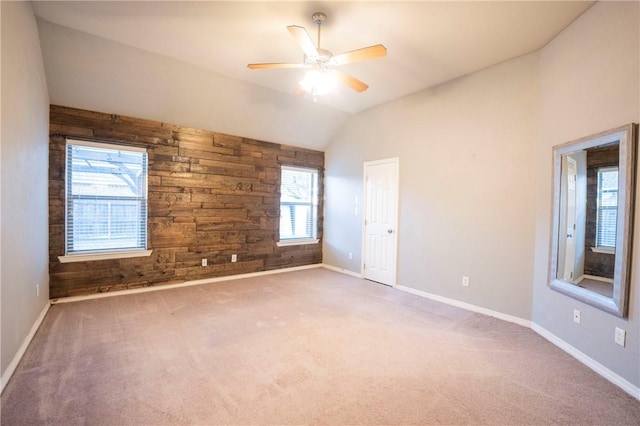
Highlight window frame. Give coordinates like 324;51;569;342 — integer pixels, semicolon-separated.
58;139;152;263
594;166;618;252
276;165;320;247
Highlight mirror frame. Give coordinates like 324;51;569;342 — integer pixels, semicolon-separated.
549;123;637;317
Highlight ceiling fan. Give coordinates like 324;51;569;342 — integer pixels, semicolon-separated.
247;12;387;99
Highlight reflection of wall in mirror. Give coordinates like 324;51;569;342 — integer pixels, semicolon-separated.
584;144;618;279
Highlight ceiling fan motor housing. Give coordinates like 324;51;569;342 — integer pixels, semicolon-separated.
305;48;334;68
312;12;327;26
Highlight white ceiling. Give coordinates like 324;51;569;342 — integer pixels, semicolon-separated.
32;1;594;115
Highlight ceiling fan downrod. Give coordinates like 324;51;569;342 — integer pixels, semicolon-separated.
312;12;326;49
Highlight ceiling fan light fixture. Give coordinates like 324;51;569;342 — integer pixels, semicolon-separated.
299;68;336;99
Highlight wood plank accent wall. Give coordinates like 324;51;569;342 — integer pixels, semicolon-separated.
48;105;324;298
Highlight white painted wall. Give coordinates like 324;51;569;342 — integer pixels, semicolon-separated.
532;1;639;388
324;52;539;320
1;2;50;376
36;20;349;152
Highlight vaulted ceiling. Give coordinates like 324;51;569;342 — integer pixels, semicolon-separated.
33;1;594;149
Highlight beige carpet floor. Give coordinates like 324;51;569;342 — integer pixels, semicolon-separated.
1;268;638;425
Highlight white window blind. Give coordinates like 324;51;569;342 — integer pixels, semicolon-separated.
280;166;318;241
596;167;618;249
65;140;148;255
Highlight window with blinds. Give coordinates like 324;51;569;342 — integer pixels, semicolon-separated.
65;140;148;255
596;167;618;249
279;166;318;241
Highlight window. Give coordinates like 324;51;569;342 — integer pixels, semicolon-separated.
63;139;149;260
596;167;618;249
279;166;319;244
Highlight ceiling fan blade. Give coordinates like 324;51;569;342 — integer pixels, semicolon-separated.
330;69;369;92
332;44;387;65
287;25;319;58
247;63;305;69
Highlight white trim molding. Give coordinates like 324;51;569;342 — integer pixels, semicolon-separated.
582;274;614;284
8;265;637;403
321;263;364;278
58;250;153;263
1;301;51;394
276;239;319;247
322;267;530;327
532;323;640;400
51;264;323;304
395;284;532;328
59;249;152;263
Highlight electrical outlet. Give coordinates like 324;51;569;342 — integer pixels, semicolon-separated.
614;327;626;347
573;309;581;324
462;276;470;287
201;258;207;267
231;254;237;263
348;252;353;259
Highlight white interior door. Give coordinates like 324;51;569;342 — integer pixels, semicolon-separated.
563;156;577;282
363;158;399;286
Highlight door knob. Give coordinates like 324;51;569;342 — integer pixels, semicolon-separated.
387;229;393;234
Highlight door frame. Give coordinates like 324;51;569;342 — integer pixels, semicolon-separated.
563;156;578;282
361;157;400;286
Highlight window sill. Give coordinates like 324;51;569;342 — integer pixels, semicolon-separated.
58;249;153;263
276;239;319;247
590;247;615;255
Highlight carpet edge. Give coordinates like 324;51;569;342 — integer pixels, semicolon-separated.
395;284;532;327
51;264;324;305
532;323;640;400
321;263;363;278
1;301;51;394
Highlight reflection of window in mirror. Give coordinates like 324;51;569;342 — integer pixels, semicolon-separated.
580;143;618;297
595;167;618;251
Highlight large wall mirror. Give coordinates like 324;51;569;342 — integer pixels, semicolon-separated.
549;123;637;317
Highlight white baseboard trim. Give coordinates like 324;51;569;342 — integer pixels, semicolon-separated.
51;263;323;304
321;263;363;278
582;274;614;284
395;284;531;328
531;323;640;400
395;284;638;399
12;266;638;402
1;301;51;394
